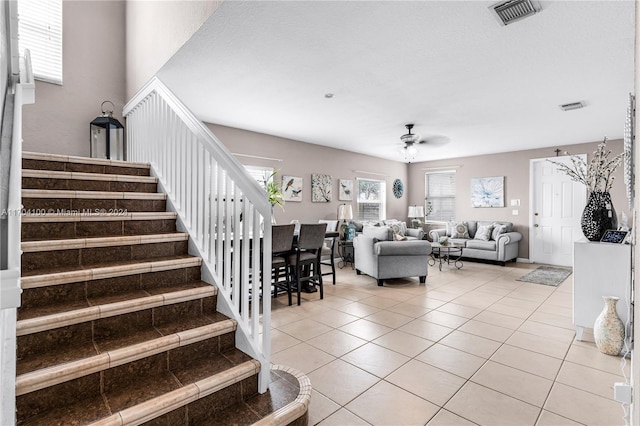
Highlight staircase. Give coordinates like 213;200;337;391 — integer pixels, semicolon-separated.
16;152;307;425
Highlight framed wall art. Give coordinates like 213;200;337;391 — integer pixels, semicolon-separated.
312;174;332;202
471;176;504;208
339;179;353;201
282;176;303;202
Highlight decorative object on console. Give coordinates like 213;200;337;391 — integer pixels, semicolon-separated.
282;176;303;202
393;179;404;198
471;176;504;207
339;179;353;201
600;229;628;244
408;205;424;228
337;203;353;239
593;296;625;355
548;138;622;241
311;174;332;202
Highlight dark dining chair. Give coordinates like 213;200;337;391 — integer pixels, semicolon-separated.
287;223;327;305
271;224;296;304
319;220;338;285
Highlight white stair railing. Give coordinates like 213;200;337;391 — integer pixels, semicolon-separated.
123;77;272;393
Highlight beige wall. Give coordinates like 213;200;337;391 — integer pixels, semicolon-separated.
125;0;220;98
22;0;126;157
408;139;629;260
207;123;409;225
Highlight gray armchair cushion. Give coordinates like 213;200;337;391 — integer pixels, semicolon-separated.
363;226;392;241
375;240;432;256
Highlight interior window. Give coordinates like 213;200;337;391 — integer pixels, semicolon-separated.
425;171;456;222
18;0;63;84
357;178;386;221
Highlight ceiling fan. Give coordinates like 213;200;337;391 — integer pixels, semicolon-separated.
399;124;425;162
399;123;450;162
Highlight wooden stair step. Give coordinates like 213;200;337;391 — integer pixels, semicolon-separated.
22;189;167;213
22;189;166;200
16;319;236;395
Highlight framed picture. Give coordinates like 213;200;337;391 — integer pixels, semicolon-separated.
471;176;504;208
281;176;302;202
600;229;628;244
339;179;353;201
312;174;332;202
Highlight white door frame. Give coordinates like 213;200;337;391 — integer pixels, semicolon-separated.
529;155;587;265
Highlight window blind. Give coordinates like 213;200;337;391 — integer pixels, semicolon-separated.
426;171;456;222
18;0;63;84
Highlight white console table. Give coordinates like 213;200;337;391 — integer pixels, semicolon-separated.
573;240;632;341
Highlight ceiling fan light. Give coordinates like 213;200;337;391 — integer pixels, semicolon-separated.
400;133;420;144
406;144;418;156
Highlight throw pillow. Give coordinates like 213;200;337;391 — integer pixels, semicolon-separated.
474;224;494;241
491;223;508;240
393;232;407;241
452;222;470;239
389;222;405;238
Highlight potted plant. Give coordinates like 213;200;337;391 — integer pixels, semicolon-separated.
261;170;284;224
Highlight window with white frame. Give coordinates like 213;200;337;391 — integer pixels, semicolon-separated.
244;165;274;189
18;0;63;84
357;178;386;221
425;171;456;222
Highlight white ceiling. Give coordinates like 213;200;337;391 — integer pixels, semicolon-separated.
158;0;635;163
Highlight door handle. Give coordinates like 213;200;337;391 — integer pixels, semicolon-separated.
534;224;539;227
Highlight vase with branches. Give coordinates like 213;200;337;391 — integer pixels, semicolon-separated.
548;138;622;241
260;170;284;224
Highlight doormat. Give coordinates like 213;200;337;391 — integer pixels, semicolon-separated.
516;266;572;287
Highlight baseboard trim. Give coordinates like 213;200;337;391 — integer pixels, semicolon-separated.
516;257;531;263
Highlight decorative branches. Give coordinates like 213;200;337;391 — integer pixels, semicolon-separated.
548;138;622;193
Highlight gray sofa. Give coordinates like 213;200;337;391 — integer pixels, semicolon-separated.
353;226;432;286
428;220;521;265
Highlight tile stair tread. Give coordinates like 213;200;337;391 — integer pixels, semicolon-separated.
21;211;176;222
23;151;150;169
21;232;189;252
22;188;166;200
22;169;158;183
19;355;258;426
20;254;199;278
18;281;213;321
17;314;234;377
21;231;185;244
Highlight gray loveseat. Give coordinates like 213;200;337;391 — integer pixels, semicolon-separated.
354;226;432;286
428;221;521;265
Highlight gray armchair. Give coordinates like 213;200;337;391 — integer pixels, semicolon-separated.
353;226;432;286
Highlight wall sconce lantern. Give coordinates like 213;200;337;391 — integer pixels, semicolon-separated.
90;101;125;160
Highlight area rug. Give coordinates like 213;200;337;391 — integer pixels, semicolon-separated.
516;266;573;286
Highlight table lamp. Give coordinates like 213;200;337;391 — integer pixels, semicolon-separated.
338;204;353;239
408;205;425;228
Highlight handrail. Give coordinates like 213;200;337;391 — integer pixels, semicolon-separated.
123;77;272;393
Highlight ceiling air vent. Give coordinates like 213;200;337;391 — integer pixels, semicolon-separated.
560;102;585;112
491;0;538;26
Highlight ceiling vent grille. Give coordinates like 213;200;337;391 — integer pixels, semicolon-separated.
492;0;537;25
560;102;585;111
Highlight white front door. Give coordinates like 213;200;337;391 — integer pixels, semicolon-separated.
530;156;587;266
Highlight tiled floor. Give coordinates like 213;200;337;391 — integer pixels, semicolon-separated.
268;261;631;426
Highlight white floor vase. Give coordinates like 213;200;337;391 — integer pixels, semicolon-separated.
593;296;625;356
